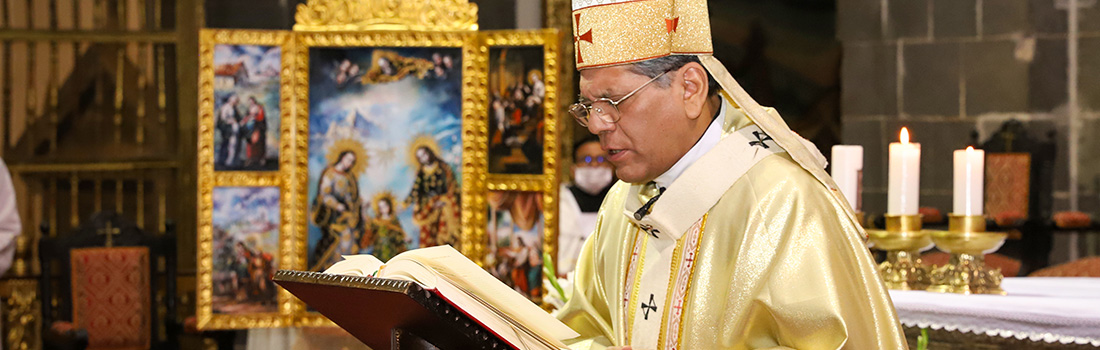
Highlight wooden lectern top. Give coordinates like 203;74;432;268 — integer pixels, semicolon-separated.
274;270;520;350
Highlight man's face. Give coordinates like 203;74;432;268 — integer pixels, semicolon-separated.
579;65;693;183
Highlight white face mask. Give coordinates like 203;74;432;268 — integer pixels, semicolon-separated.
574;166;614;195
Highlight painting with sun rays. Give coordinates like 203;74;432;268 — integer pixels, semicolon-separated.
304;46;464;272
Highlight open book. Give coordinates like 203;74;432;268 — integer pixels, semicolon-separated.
323;245;578;350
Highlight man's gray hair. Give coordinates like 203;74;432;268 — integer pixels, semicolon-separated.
628;55;719;97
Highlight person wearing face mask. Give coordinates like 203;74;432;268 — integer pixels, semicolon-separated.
558;136;615;276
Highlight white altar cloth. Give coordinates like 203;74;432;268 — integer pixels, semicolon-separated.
889;277;1100;346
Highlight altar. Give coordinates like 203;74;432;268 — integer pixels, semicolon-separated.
891;278;1100;349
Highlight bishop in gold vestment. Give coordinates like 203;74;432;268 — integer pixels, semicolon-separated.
556;0;907;349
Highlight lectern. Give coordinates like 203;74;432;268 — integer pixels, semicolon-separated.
274;270;519;350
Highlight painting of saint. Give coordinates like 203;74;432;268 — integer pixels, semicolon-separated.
308;140;366;271
406;136;461;248
306;46;463;271
361;192;407;261
211;186;280;314
212;44;281;171
486;191;544;302
487;46;546;174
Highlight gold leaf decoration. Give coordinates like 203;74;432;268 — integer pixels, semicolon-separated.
294;0;479;32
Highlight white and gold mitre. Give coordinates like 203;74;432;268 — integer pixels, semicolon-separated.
571;0;712;69
571;0;867;237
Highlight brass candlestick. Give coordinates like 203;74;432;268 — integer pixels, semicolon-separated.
927;214;1007;295
867;214;932;290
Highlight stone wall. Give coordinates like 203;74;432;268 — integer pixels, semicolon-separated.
837;0;1100;260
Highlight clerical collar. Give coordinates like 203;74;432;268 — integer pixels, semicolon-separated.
652;99;727;189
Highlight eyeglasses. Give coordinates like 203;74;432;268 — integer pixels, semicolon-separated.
578;155;606;166
569;71;667;128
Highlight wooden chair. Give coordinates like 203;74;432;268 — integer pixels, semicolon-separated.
39;211;178;350
979;120;1057;275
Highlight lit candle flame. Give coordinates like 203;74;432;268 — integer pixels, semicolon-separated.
966;146;974;152
900;127;910;144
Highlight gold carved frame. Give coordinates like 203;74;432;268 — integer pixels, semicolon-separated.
291;31;482;326
475;30;563;275
196;29;297;329
195;0;565;328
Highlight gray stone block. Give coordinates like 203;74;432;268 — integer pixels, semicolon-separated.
1080;118;1100;201
887;120;979;192
840;119;887;192
1029;38;1068;112
1081;0;1100;34
842;43;898;116
983;0;1032;35
964;40;1029;115
838;0;884;41
934;0;978;38
1080;38;1100;111
920;193;953;214
863;188;889;216
902;42;962;116
887;0;931;38
1030;0;1068;34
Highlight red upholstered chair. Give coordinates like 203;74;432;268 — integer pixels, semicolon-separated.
39;212;178;350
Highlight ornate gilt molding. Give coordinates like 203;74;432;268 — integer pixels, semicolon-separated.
294;0;479;32
196;29;295;330
2;279;40;350
476;30;562;278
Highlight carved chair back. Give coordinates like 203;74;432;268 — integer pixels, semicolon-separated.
39;211;178;350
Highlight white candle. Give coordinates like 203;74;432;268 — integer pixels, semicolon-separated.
888;127;921;215
831;145;863;211
953;146;985;215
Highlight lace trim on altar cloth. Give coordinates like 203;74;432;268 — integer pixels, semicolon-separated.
899;316;1100;346
891;278;1100;347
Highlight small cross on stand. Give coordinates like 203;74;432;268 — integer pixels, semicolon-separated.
97;222;121;248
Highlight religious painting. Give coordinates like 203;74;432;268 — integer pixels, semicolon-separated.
487;46;546;174
201;30;292;173
482;31;560;177
486;190;546;302
210;186;281;314
196;30;293;330
298;33;477;273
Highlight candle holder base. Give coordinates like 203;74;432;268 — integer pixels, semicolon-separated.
867;215;933;291
927;214;1008;295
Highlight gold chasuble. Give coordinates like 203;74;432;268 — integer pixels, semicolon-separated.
557;0;908;349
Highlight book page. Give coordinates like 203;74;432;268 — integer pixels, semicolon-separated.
386;246;579;343
324;254;386;277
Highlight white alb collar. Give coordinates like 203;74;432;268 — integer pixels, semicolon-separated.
652;100;727;189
